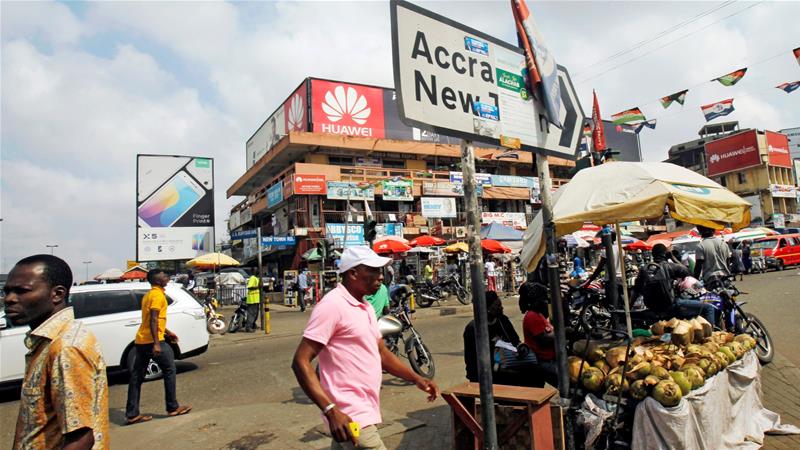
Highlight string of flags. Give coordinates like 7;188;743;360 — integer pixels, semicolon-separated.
603;46;799;131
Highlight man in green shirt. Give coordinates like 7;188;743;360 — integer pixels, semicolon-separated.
365;284;390;320
245;273;261;332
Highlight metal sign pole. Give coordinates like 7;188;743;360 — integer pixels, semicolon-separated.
257;226;265;332
536;153;574;450
460;140;498;450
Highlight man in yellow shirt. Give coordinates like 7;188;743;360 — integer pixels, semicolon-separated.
245;272;261;331
125;269;191;424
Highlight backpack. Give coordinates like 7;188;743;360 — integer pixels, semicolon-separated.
640;262;673;311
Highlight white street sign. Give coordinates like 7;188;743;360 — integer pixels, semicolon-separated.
390;0;584;159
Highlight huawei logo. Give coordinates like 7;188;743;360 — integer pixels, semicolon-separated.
288;93;304;131
321;85;371;125
709;154;720;163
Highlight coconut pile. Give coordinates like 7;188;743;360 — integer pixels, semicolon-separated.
569;316;758;407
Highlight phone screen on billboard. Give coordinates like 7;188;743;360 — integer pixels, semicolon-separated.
138;171;205;227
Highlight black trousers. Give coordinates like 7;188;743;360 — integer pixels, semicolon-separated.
126;342;178;418
245;303;260;330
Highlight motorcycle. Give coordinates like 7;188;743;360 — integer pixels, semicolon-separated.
226;297;249;334
411;279;443;308
202;294;226;334
378;285;435;378
437;273;470;305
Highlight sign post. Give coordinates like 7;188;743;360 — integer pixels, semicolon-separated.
257;226;265;333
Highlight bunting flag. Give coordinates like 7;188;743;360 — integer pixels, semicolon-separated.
794;47;800;66
511;0;562;128
611;107;646;125
634;119;657;134
660;89;688;109
776;81;800;93
713;68;747;86
591;90;606;152
701;98;735;122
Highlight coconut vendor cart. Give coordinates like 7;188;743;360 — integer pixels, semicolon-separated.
520;162;799;448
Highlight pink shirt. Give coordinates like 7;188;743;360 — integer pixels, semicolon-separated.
303;284;383;427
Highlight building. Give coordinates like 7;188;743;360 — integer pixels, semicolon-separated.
779;126;800;160
665;122;798;226
226;77;576;272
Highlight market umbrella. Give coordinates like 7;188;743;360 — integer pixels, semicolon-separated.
121;266;148;281
481;239;512;254
406;247;434;254
561;234;590;248
444;242;469;253
373;239;412;255
624;240;653;251
408;235;446;247
375;235;409;244
186;253;240;269
724;227;778;242
648;239;672;249
95;268;124;281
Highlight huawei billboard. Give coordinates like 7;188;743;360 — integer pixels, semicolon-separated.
705;130;761;177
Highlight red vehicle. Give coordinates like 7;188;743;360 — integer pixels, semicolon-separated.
751;233;800;271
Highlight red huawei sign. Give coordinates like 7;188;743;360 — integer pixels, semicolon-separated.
311;80;385;138
705;130;761;177
284;81;308;132
765;131;792;168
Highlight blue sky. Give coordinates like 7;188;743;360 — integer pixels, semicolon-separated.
2;1;799;277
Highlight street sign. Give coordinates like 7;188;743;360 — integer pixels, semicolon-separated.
390;0;584;159
230;229;257;240
261;236;296;247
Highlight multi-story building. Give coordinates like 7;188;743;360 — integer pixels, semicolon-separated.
226;77;576;271
665;122;798;226
779;126;800;160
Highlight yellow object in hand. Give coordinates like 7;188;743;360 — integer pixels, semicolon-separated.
349;422;360;443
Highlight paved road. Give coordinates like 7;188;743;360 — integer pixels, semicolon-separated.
1;269;797;448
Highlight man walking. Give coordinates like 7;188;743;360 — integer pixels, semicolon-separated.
292;246;438;449
4;255;108;449
125;269;191;424
297;267;309;312
484;258;497;292
245;271;261;330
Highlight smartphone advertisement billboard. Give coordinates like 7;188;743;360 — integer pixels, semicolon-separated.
137;155;215;261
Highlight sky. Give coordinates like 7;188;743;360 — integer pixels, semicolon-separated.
1;1;799;277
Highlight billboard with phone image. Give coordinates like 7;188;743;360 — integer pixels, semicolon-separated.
137;155;215;261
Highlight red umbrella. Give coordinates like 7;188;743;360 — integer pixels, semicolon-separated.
624;240;652;251
409;235;446;247
481;239;512;254
373;239;412;255
121;267;148;280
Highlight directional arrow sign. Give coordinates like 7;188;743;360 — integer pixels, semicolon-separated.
391;0;585;159
230;229;257;241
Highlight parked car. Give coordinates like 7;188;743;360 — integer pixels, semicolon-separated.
752;234;800;271
0;281;209;385
774;227;800;235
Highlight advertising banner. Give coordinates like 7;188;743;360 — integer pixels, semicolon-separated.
228;210;241;230
356;156;382;167
246;80;308;170
742;194;763;223
705;130;761;177
382;179;414;201
311;79;386;139
293;174;327;195
795;159;800;186
267;181;284;207
421;197;457;218
326;181;375;200
137;155;214;261
325;223;365;248
449;171;492;186
376;223;404;239
490;175;539;189
284;80;309;133
770;184;798;198
423;181;464;196
772;214;786;228
766;131;792;168
481;212;527;229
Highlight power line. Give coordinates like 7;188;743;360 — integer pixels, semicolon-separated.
575;2;764;85
573;1;737;77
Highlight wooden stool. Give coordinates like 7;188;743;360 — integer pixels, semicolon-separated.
442;382;558;450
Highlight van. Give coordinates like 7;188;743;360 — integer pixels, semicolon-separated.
751;234;800;271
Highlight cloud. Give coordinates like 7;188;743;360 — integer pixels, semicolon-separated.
0;1;85;48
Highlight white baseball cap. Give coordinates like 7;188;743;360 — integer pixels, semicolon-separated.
337;246;392;274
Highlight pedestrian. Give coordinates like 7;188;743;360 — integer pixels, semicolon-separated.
185;273;195;291
730;242;745;281
742;240;752;274
292;246;438;450
484;258;497;292
297;267;309;312
365;283;390;320
385;263;395;286
423;261;433;284
6;255;109;449
518;282;559;387
245;271;262;329
126;269;191;425
693;225;731;288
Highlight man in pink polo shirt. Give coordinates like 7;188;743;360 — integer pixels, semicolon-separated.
292;246;439;449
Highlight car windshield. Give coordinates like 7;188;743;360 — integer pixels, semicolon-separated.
751;240;777;250
673;241;700;255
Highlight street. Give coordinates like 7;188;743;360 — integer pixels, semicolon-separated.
2;269;799;449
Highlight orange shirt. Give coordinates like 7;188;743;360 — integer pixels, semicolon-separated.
135;286;168;344
14;307;109;449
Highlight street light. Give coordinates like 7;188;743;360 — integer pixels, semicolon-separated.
82;261;92;283
45;244;59;255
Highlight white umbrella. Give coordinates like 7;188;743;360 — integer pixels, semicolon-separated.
95;268;124;281
406;247;434;254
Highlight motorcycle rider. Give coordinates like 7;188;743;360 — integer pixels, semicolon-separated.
693;225;731;287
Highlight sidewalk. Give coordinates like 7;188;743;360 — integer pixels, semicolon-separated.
761;354;800;449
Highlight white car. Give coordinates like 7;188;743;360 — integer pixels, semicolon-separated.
0;282;209;384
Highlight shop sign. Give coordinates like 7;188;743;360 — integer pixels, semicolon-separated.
481;212;527;229
382;179;414;201
293;174;327;195
267;181;284;207
376;223;404;239
356;156;382;167
423;181;463;196
261;236;296;247
772;214;786;228
769;184;798;198
311;80;386;138
325;223;365;248
766;131;792;168
449;171;492;186
490;174;539;189
326;181;375;200
421;197;457;218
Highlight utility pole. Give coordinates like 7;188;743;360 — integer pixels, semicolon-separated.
82;261;92;282
460;140;498;450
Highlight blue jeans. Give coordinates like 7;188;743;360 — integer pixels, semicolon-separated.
674;298;717;326
126;342;179;418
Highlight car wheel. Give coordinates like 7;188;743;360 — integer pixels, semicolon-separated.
126;348;164;382
776;260;785;271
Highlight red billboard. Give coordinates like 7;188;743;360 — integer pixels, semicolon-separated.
293;174;327;195
311;80;385;139
765;131;792;168
284;80;308;133
705;130;761;177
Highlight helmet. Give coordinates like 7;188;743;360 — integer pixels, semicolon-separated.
405;275;416;285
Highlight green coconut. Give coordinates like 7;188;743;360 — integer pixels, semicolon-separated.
605;373;630;396
670;371;692;395
719;347;736;364
696;358;712;376
630;380;649;401
651;366;671;380
683;367;705;390
581;367;606;392
653;380;683;407
593;359;610;375
568;357;591;384
682;364;706;379
625;362;652;382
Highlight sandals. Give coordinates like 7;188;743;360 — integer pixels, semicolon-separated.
125;415;153;425
167;405;192;417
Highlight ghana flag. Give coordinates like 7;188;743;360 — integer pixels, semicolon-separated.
611;107;646;125
713;68;747;86
660;89;688;109
701;99;735;122
776;81;800;93
794;47;800;66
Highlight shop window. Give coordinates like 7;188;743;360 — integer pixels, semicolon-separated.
737;172;746;184
719;176;727;187
328;156;354;166
382;159;405;169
